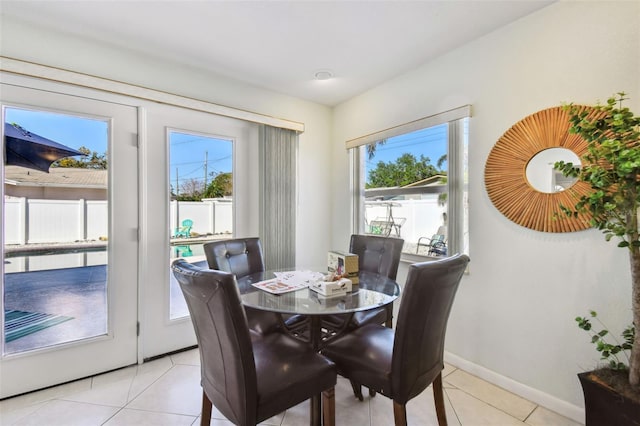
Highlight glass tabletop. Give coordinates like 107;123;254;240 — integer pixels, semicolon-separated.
237;270;400;316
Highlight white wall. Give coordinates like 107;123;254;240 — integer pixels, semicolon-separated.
0;16;334;268
333;1;640;421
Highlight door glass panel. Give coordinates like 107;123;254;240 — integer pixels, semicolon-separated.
168;130;233;319
3;107;109;354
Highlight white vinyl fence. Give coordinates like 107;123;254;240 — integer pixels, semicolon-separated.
365;197;446;242
4;197;234;245
5;196;442;246
169;199;233;237
5;198;108;245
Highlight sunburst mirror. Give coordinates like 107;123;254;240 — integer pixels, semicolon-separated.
485;105;599;233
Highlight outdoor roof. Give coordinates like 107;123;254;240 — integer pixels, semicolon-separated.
3;166;107;189
402;175;447;188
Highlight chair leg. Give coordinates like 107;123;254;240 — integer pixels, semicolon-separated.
384;304;393;328
349;379;364;401
201;390;212;426
392;401;407;426
365;305;392;400
433;373;448;426
322;387;335;426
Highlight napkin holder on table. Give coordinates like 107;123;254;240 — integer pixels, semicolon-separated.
309;278;352;297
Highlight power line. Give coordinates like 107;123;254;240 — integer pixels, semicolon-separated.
170;135;231;146
170;154;232;168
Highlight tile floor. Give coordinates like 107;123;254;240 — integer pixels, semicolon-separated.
0;348;582;426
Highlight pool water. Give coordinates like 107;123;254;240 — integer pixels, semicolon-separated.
171;243;204;259
4;247;107;273
5;242;207;274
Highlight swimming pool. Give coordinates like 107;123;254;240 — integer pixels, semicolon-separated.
4;246;107;273
4;241;211;274
170;243;204;259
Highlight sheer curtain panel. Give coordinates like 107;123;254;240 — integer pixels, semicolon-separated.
259;125;297;270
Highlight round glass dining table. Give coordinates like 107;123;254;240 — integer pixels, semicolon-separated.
238;269;399;316
237;269;399;351
236;268;400;426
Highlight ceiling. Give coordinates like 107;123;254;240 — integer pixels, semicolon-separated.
1;1;555;107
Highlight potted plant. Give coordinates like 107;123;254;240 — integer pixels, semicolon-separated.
555;93;640;424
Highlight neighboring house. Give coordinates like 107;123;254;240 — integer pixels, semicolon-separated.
3;165;107;200
400;175;447;201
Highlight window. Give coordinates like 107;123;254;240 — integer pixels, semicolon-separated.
168;130;233;319
349;106;469;258
3;107;110;354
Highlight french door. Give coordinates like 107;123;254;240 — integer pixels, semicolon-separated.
141;102;259;357
0;77;139;398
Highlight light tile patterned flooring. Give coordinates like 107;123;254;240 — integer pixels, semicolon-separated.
0;348;582;426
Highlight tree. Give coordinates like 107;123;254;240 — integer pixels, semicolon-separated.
556;93;640;386
367;153;442;188
177;178;203;201
204;172;232;198
366;139;387;160
53;146;107;169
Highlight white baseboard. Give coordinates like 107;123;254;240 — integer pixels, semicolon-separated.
444;352;585;424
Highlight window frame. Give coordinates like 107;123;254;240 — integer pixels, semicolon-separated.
349;106;470;258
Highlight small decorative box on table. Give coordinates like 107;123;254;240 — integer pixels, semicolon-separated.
327;251;359;285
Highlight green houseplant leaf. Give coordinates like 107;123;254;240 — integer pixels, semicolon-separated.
558;93;640;387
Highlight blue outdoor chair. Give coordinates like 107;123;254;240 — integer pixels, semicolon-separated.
174;219;193;238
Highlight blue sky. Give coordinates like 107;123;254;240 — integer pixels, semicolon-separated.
5;107;445;187
5;108;108;154
169;132;232;190
365;123;448;183
4;108;232;189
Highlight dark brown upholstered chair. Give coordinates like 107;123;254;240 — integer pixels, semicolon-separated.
321;254;470;426
321;235;404;399
323;235;404;332
203;237;265;279
349;234;404;328
172;259;337;426
203;238;281;334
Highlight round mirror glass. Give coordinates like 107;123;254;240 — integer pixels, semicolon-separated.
525;147;581;193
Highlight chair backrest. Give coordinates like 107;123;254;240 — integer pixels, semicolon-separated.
182;219;193;228
391;254;470;404
171;259;258;425
429;234;445;246
349;234;404;280
203;237;265;279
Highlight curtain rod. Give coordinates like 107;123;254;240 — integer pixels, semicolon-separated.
345;105;471;149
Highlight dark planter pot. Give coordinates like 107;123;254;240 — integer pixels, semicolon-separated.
579;371;640;426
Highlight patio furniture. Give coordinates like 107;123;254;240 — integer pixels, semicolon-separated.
321;254;470;426
4;122;85;172
391;217;406;237
367;218;394;237
173;219;193;238
171;260;337;426
416;234;447;256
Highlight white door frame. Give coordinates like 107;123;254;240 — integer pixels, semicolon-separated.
0;75;139;398
140;102;259;358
